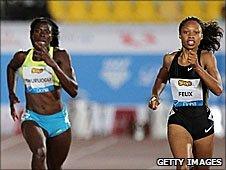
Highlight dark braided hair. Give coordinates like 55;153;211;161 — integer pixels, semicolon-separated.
30;17;59;47
179;16;223;53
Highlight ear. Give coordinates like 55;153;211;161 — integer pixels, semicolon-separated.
31;34;34;40
48;32;53;44
200;33;203;40
50;35;53;42
179;34;181;39
31;34;35;45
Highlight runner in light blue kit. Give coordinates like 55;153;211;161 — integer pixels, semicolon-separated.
7;17;78;170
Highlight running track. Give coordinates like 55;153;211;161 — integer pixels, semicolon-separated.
1;134;225;169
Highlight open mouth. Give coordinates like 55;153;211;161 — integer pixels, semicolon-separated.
38;37;47;43
37;40;46;45
187;40;195;46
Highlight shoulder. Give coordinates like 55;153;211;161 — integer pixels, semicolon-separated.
53;47;71;64
14;50;27;58
164;51;177;61
53;47;68;54
8;50;29;69
163;51;178;67
200;50;214;59
12;50;29;63
200;50;216;66
53;47;70;58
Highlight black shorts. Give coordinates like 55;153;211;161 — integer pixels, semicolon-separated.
167;105;214;140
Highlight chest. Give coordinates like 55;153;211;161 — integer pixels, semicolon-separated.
22;66;54;80
169;60;200;79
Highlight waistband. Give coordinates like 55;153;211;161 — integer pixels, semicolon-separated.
26;107;67;118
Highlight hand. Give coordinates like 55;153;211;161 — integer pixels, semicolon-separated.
9;93;20;121
34;42;57;68
188;50;199;68
148;96;160;110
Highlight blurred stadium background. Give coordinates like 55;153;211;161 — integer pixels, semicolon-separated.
1;1;225;169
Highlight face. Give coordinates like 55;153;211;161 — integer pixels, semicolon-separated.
179;20;203;51
32;22;52;48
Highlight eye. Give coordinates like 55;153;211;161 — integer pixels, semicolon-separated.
34;29;41;34
34;29;51;35
194;31;200;34
43;30;51;34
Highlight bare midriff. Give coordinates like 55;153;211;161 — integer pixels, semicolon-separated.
25;88;63;115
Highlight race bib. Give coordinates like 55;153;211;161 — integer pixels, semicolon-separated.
23;66;55;93
170;78;203;107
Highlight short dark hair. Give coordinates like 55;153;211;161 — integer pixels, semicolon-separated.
30;17;59;47
179;16;223;53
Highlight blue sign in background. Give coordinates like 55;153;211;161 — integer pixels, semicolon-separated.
1;52;225;106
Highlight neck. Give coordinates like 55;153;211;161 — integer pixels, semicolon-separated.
178;48;198;66
181;47;198;56
47;45;51;51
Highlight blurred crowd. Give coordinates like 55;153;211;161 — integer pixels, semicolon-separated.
1;1;225;23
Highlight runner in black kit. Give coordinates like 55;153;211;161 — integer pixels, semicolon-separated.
148;16;223;170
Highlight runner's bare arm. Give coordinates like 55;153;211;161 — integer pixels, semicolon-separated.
195;52;223;96
149;54;173;110
7;51;26;120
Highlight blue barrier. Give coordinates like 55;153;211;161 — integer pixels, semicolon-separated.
1;52;225;106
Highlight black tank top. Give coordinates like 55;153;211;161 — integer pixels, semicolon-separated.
168;50;208;107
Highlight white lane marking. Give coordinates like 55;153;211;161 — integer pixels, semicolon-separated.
70;136;118;160
1;134;24;151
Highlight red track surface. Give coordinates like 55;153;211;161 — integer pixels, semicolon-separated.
1;134;225;169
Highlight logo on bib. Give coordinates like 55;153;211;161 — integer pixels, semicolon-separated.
31;68;44;74
178;80;192;86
